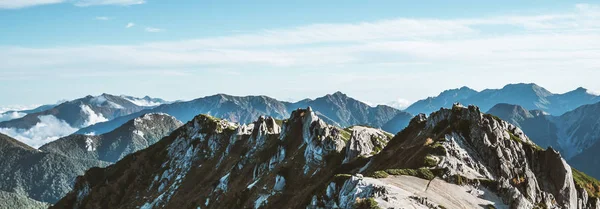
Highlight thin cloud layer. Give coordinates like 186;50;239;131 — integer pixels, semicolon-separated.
145;27;163;32
2;4;598;70
0;0;144;9
1;4;600;105
74;0;144;7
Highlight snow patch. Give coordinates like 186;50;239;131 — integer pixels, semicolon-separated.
0;115;78;148
216;172;230;192
106;101;124;109
269;146;285;170
90;95;108;106
85;137;96;151
134;130;145;138
274;175;285;191
247;179;259;189
254;193;271;209
80;105;108;127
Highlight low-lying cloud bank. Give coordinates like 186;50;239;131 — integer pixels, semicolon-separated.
0;115;78;148
0;111;26;122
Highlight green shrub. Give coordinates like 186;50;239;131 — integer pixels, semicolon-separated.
368;171;389;179
340;129;352;141
572;168;600;198
384;168;435;180
354;197;381;209
423;155;439;167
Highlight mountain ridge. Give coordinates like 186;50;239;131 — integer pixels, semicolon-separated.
76;92;413;136
52;105;600;209
406;83;600;116
0;113;181;206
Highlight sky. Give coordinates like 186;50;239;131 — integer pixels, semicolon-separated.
1;0;600;109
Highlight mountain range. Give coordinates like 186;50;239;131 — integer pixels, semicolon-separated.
406;84;600;116
0;113;181;208
2;83;600;208
76;92;414;137
51;105;600;209
0;94;170;147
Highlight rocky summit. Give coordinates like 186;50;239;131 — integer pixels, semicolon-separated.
52;105;600;209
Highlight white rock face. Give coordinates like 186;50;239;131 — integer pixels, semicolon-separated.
313;175;507;209
297;107;346;175
427;104;581;208
343;126;391;164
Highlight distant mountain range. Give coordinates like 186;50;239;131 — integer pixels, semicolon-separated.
0;94;170;147
0;104;57;122
406;83;600;116
0;94;168;130
77;92;414;136
487;102;600;179
4;83;598;149
0;113;180;207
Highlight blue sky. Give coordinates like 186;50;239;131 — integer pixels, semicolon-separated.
1;0;600;108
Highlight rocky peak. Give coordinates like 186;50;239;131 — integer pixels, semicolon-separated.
342;126;392;164
439;86;478;97
282;107;347;175
133;113;179;127
352;103;592;208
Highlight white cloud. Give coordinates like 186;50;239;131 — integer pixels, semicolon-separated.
95;16;111;20
385;98;412;110
145;27;163;32
0;0;63;9
80;105;108;127
0;115;78;148
2;3;596;69
0;112;26;122
0;0;143;9
0;105;40;113
126;22;135;28
587;89;600;96
74;0;144;7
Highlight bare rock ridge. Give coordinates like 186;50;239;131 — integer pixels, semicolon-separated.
52;105;600;209
488;102;600;180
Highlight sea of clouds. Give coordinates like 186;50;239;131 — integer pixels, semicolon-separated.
0;104;108;148
0;115;78;148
